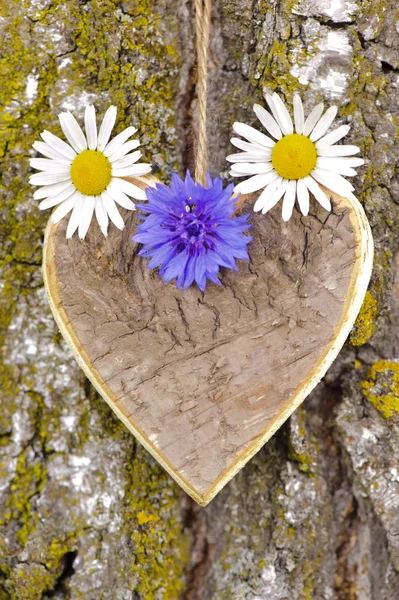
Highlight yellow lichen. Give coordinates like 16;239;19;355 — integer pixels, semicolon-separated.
288;447;312;473
5;564;54;600
3;452;47;547
361;360;399;418
136;510;161;526
124;446;190;599
350;291;377;347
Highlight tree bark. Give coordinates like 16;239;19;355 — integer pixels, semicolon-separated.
1;0;399;599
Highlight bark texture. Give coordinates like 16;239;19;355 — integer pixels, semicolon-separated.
1;0;399;599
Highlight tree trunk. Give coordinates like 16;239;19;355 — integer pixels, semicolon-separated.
1;1;399;599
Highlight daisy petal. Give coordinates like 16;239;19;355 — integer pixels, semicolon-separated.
233;122;275;149
33;180;73;200
323;157;364;168
261;179;289;214
112;151;143;169
112;178;148;200
95;195;109;236
253;104;282;140
265;95;281;128
271;93;293;135
230;137;271;153
51;191;80;224
107;179;136;210
97;106;117;151
282;180;297;221
102;189;125;230
112;193;136;211
103;126;137;157
33;141;63;161
108;140;141;162
317;144;361;157
39;196;67;211
265;94;294;135
111;164;152;178
310;106;338;142
85;105;98;150
316;157;358;177
32;142;72;163
29;171;71;185
293;94;305;134
59;111;87;153
30;158;72;171
253;177;282;212
311;167;354;195
303;103;324;136
66;193;85;238
315;125;350;149
230;163;274;176
297;178;309;216
226;152;272;163
303;176;331;211
234;172;279;194
38;185;75;209
40;131;77;160
78;195;96;240
29;158;71;171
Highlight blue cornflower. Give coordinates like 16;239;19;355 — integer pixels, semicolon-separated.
133;171;253;292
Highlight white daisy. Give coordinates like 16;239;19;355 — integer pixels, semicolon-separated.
227;93;364;221
30;105;152;239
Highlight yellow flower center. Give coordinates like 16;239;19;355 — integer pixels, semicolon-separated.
272;134;317;180
70;150;112;196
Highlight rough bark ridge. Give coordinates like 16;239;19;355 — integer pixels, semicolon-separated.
0;0;398;599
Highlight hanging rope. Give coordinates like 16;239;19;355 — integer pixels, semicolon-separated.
194;0;212;186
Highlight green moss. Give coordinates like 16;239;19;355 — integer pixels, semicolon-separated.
3;533;77;599
136;510;161;526
288;446;312;473
6;564;55;600
124;447;190;600
371;250;392;297
288;408;318;475
247;0;321;98
361;360;399;418
302;582;314;600
45;537;71;568
255;38;305;95
350;291;377;347
298;549;323;600
1;451;46;547
64;0;180;173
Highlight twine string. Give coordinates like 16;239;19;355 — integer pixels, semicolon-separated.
194;0;211;186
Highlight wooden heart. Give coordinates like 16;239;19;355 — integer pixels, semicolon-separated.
43;177;373;506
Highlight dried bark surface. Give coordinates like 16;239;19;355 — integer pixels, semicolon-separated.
1;0;399;599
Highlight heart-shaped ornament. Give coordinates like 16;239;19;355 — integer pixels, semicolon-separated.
43;177;373;505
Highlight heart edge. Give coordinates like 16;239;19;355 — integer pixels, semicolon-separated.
42;183;374;506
